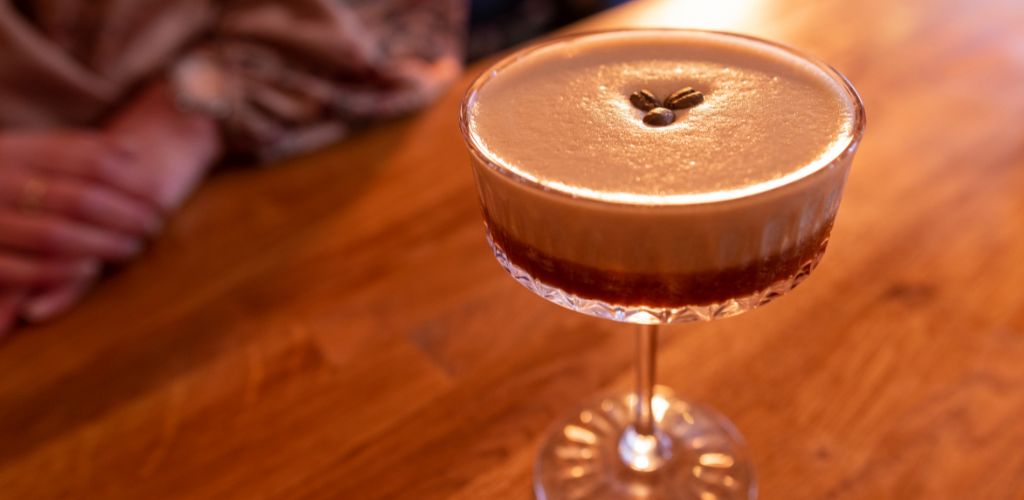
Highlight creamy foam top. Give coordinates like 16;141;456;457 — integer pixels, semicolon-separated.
466;31;857;204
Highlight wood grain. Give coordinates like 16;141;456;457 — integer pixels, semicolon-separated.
3;0;1024;498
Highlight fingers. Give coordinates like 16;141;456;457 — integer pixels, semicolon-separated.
0;210;141;260
0;170;162;236
0;170;163;236
33;135;159;205
22;279;93;324
47;177;164;235
1;278;95;335
0;131;161;332
0;253;98;287
0;290;24;339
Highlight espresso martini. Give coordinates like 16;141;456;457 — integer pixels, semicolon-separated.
460;29;865;499
463;30;859;310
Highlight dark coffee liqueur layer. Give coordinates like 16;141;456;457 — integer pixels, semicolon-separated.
486;214;833;307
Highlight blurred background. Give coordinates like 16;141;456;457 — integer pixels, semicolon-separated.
468;0;628;59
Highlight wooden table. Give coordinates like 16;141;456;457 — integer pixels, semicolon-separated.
3;0;1024;498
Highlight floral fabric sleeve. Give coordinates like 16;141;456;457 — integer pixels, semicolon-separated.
172;0;466;161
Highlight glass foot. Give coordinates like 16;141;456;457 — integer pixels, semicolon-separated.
534;386;756;500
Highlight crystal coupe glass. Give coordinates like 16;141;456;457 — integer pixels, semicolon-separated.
459;30;865;499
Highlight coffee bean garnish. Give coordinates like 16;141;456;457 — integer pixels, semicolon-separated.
642;107;675;127
664;87;704;110
629;89;660;111
630;86;704;126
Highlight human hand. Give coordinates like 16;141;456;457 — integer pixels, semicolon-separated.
0;80;221;334
0;130;163;334
0;131;164;257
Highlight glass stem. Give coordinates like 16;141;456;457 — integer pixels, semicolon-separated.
635;323;658;435
618;323;670;472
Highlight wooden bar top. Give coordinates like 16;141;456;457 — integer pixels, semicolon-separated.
3;0;1024;498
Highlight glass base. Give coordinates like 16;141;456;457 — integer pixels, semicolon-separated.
534;386;756;500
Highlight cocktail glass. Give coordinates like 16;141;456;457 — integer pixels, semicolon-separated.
459;29;865;500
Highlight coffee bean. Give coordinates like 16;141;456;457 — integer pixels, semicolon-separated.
629;89;660;111
643;107;675;126
665;87;704;110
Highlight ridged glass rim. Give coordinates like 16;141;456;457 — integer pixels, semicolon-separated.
459;28;867;207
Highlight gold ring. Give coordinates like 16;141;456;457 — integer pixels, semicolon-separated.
20;178;47;213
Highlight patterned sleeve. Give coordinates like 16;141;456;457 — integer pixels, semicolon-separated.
170;0;466;161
